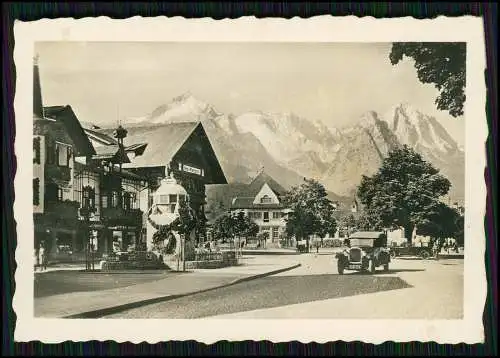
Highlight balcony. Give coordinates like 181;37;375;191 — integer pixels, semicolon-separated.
44;200;79;221
45;164;72;182
101;207;142;226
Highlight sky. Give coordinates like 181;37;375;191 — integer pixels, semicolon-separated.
35;42;464;145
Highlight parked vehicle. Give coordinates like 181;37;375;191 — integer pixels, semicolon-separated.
335;231;391;274
389;242;433;259
296;240;308;253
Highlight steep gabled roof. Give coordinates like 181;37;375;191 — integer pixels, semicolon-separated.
231;197;286;210
97;122;197;168
85;127;118;146
43;105;96;156
96;122;227;184
228;171;288;210
247;171;287;197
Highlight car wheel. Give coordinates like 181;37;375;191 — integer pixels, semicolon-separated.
369;260;376;274
420;250;430;260
390;250;397;258
337;260;344;275
383;263;389;272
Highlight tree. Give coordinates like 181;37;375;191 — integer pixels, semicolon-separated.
283;178;337;251
151;200;197;256
172;200;197;238
416;202;461;248
212;211;259;245
357;145;451;244
355;213;382;231
454;214;464;247
339;214;357;237
390;42;466;118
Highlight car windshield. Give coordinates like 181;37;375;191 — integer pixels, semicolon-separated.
349;238;375;247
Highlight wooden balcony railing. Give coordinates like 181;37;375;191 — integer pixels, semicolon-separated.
44;200;79;220
101;207;142;226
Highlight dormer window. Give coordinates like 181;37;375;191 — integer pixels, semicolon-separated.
260;195;272;204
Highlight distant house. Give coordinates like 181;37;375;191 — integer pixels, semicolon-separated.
229;171;290;247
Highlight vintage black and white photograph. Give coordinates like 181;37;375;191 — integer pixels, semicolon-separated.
14;16;486;344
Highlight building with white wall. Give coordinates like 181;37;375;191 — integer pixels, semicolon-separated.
229;171;289;247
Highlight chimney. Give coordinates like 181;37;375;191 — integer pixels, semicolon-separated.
33;55;44;118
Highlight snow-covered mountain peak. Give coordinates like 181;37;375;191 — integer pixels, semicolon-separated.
381;103;460;154
123;92;223;126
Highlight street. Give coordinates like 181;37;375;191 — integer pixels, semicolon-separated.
104;254;464;319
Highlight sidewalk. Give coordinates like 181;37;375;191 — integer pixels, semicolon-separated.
34;256;301;318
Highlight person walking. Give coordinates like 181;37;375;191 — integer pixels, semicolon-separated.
34;246;39;272
38;242;47;271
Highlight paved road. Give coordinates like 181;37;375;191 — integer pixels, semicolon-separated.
106;254;463;319
105;273;409;319
213;256;464;319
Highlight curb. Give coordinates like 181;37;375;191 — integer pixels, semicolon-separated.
241;251;300;256
63;263;301;319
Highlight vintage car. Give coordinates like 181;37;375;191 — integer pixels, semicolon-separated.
335;231;391;274
296;240;308;253
389;241;433;259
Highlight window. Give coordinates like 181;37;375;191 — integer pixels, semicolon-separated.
122;192;136;210
260;195;272;204
45;183;59;202
33;178;40;205
272;212;282;219
56;143;72;167
169;194;177;203
101;193;108;209
263;211;269;223
272;227;279;241
111;191;120;208
123;192;131;211
46;142;55;165
249;211;262;220
33;137;41;164
82;186;95;209
159;195;168;204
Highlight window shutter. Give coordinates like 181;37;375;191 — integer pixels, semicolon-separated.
33;178;40;205
33;137;41;164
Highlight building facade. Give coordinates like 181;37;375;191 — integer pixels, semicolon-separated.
90;121;228;250
33;57;148;261
229;171;290;247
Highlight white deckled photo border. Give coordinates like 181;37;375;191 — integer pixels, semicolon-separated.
13;15;487;344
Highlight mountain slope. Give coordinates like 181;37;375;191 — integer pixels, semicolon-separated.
109;93;464;203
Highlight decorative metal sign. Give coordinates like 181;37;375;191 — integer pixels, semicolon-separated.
182;164;203;176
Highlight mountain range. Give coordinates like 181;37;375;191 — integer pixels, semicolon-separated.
92;92;465;206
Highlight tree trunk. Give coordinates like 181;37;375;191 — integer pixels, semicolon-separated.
404;223;415;245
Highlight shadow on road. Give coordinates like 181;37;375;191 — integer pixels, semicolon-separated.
349;268;425;276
